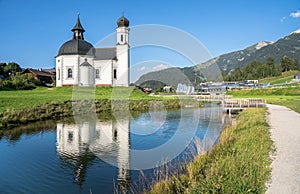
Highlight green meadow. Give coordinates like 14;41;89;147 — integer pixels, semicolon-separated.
0;86;166;112
225;70;300;113
0;87;184;129
227;86;300;113
259;70;300;85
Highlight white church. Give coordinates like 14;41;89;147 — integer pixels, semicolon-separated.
56;14;130;87
56;120;130;184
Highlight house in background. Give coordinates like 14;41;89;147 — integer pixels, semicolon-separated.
22;68;55;85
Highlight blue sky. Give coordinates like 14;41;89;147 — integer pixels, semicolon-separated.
1;0;300;80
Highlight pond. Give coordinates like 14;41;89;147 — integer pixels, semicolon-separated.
0;106;230;194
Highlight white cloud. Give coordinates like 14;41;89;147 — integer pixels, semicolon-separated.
139;66;146;71
152;64;169;71
281;16;287;22
130;62;170;82
290;11;300;18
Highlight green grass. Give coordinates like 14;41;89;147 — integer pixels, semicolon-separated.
0;86;166;112
0;87;72;112
149;108;273;193
227;86;300;113
259;70;300;85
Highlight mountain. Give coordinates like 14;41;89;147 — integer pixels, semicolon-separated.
136;29;300;88
135;67;205;89
211;29;300;73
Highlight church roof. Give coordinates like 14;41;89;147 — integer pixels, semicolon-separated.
117;16;129;27
58;39;95;56
80;61;93;67
95;48;116;60
72;16;85;32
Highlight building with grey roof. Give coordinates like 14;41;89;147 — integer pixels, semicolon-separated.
56;14;129;87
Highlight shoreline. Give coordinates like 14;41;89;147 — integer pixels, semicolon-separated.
148;108;272;193
0;98;207;130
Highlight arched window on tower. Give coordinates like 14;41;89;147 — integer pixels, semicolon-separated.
96;69;100;79
121;34;123;42
68;68;72;78
58;69;60;80
114;69;117;79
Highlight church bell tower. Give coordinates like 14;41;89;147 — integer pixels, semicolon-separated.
115;14;130;86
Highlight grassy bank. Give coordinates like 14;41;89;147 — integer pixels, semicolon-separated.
0;86;204;129
149;108;273;193
0;86;168;112
227;86;300;113
0;98;189;129
259;70;300;85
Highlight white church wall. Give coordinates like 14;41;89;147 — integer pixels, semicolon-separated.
56;16;130;87
115;25;129;87
79;65;95;86
78;122;93;144
115;45;129;86
78;56;94;65
59;55;80;86
94;60;113;86
56;123;81;155
95;121;114;145
56;56;63;86
115;120;130;180
79;56;94;86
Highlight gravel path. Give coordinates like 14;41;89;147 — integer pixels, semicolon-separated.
266;104;300;194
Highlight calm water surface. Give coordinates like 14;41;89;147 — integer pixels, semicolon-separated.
0;107;229;194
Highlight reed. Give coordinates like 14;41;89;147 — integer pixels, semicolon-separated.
148;108;273;193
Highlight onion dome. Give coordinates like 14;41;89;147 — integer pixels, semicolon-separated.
58;39;95;56
58;15;95;56
117;15;129;27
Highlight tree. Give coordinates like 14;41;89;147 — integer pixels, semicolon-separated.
0;72;40;90
3;62;22;77
224;57;285;81
281;57;293;72
292;59;299;71
0;63;7;76
266;57;275;76
280;57;300;72
6;73;36;90
234;67;243;81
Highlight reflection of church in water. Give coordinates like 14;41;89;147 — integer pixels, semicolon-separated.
56;120;130;189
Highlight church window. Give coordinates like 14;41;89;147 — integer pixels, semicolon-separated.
68;68;72;78
96;69;100;79
121;34;123;42
114;69;117;79
114;129;118;141
68;131;74;142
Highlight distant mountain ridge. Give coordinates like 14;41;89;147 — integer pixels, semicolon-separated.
136;29;300;88
209;29;300;73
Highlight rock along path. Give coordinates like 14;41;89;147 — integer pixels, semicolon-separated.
266;104;300;194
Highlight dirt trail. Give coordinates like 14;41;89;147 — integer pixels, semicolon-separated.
266;104;300;194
